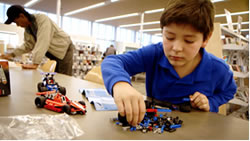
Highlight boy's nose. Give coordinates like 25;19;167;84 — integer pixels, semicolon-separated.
172;41;183;51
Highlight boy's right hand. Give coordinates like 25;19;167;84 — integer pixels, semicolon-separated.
113;81;146;126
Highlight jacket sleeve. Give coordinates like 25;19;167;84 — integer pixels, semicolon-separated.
13;32;35;56
31;15;54;64
101;44;157;95
208;69;237;112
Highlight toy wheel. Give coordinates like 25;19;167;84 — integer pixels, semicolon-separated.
59;87;66;95
40;87;48;92
37;82;43;92
78;111;86;115
62;104;71;114
78;101;86;106
35;96;46;108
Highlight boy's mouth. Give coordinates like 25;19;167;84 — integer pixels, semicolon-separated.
169;55;183;61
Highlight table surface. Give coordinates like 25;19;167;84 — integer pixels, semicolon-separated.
0;67;249;140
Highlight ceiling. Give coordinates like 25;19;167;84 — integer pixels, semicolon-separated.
0;0;249;36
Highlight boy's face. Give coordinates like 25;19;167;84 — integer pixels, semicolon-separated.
162;23;209;68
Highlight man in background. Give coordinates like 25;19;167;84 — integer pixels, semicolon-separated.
104;45;116;58
0;5;74;76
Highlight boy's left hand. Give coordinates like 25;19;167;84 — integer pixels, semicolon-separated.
189;92;210;112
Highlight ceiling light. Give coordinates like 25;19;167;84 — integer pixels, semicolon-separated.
141;28;161;32
215;11;249;18
144;8;164;14
95;13;139;22
111;0;119;2
64;2;105;16
211;0;225;3
24;0;40;7
119;21;160;28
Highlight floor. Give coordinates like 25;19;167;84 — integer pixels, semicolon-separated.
131;78;249;121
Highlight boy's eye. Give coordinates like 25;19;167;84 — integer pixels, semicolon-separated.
185;40;194;43
166;37;174;40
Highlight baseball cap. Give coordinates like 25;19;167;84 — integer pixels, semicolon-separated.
4;5;26;24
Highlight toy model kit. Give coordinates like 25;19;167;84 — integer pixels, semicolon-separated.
37;72;66;95
112;100;183;134
0;60;11;96
35;90;87;115
0;65;7;85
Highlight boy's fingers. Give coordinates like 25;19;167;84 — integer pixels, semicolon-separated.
138;98;146;124
130;98;139;126
124;100;132;123
190;92;200;101
115;99;125;116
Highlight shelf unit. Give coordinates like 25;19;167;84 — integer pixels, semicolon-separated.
221;26;249;108
72;42;102;79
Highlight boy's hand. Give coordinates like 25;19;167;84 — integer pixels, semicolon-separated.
113;82;146;126
189;92;210;112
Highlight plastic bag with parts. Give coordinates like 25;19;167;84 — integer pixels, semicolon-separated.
0;113;84;140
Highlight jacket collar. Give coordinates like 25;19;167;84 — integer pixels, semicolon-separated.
158;46;212;83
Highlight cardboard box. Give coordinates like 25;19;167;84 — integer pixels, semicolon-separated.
0;60;11;96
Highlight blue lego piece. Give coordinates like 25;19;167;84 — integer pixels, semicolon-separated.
130;126;136;131
159;114;163;118
170;124;182;129
153;116;158;121
157;109;172;112
182;97;190;102
161;125;166;133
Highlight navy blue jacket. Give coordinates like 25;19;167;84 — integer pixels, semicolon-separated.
101;42;237;112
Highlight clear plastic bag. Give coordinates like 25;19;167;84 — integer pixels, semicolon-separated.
0;113;84;140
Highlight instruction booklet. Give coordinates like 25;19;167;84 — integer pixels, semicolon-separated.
79;88;117;111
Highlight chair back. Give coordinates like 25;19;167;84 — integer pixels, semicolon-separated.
84;65;104;85
40;60;57;73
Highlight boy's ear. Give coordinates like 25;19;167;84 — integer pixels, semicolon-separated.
201;32;212;48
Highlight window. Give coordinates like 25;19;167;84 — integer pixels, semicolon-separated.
0;3;4;23
62;16;91;36
136;32;152;46
93;23;115;40
48;13;58;23
96;39;114;53
152;35;162;43
116;27;135;43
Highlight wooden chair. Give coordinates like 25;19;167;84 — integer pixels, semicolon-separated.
84;65;104;85
39;60;57;73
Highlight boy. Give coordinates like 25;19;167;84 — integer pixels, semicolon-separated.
101;0;237;126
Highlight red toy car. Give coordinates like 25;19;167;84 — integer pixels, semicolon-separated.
35;90;87;115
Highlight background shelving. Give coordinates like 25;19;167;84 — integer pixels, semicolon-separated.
72;42;103;79
221;25;249;117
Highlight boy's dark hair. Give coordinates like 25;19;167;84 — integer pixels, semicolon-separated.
160;0;215;41
5;5;32;24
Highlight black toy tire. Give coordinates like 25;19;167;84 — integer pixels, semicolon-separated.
59;87;66;95
78;101;86;106
35;96;46;108
37;82;43;92
40;87;48;92
62;104;71;114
